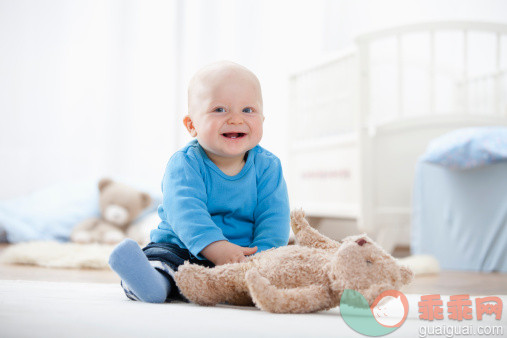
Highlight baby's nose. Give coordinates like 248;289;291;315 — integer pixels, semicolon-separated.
228;112;244;124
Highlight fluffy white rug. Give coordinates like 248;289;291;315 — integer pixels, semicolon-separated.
398;254;440;275
0;212;159;269
0;241;114;269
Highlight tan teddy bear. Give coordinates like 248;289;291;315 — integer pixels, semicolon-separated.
174;209;413;313
70;178;152;244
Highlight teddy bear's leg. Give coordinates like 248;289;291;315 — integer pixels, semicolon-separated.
245;268;335;313
70;218;99;243
174;262;251;306
290;209;340;250
97;223;126;244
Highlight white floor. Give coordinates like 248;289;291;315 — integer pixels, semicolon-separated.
0;280;505;338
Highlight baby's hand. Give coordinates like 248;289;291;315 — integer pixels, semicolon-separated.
200;240;257;266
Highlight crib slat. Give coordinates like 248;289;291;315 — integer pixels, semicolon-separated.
496;32;501;115
397;34;403;117
463;30;469;114
430;30;435;114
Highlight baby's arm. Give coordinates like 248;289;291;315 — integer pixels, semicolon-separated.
157;152;230;259
200;240;257;265
251;157;290;252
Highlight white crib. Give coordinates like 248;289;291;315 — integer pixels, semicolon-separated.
288;21;507;251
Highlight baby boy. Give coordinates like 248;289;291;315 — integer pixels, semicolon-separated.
109;61;290;303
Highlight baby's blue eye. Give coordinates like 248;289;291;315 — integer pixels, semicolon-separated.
214;107;226;113
243;107;253;113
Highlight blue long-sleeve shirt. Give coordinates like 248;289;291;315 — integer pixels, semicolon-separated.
151;139;290;259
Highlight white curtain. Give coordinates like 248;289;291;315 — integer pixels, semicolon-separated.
0;0;178;198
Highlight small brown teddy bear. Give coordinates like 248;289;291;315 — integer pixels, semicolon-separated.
70;178;152;244
174;209;413;313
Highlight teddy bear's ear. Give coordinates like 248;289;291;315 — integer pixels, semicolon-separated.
139;192;152;209
400;265;414;285
98;178;113;192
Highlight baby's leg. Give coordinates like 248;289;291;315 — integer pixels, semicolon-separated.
109;239;171;303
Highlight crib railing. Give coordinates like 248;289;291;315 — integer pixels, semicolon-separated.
355;22;507;241
456;69;507;116
288;22;507;249
289;48;357;144
290;21;507;143
356;21;507;125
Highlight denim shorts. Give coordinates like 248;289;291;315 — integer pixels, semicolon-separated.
121;242;215;302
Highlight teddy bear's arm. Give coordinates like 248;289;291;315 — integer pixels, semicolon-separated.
245;268;334;313
290;209;340;250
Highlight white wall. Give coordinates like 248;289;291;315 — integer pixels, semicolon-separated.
323;0;507;51
1;0;506;199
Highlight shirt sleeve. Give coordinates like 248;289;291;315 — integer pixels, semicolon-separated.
251;157;290;252
161;152;228;258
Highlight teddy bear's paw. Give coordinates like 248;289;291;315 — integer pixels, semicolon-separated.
103;231;125;244
175;263;221;306
174;262;211;290
71;232;93;244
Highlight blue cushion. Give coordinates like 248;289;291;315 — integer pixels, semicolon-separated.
0;179;161;243
421;127;507;170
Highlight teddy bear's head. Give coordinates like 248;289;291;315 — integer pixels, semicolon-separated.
326;234;413;304
98;178;152;228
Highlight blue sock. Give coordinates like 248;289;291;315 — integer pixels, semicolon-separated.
108;239;171;303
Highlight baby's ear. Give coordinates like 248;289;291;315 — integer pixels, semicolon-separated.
183;115;197;137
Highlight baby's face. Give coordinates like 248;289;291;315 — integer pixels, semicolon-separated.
185;65;264;162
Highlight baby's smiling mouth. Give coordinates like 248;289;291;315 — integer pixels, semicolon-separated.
222;133;246;139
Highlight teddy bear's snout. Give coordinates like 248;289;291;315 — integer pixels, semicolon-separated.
104;204;129;225
356;238;368;246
